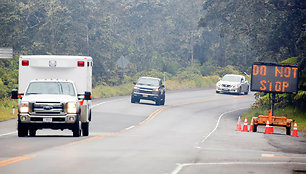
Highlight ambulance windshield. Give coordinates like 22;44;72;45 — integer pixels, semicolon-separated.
26;82;75;96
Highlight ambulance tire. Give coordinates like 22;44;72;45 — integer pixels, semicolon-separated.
73;118;81;137
18;123;28;137
29;129;37;137
82;122;89;136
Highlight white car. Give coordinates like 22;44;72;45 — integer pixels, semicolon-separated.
216;74;249;95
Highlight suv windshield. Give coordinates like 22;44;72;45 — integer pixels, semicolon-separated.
222;75;242;82
137;78;160;87
26;82;76;96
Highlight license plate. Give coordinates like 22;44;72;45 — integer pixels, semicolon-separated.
43;117;52;123
142;94;148;97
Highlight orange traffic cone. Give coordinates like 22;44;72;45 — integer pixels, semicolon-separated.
249;119;254;132
264;120;274;134
291;122;299;137
242;117;249;132
236;116;241;131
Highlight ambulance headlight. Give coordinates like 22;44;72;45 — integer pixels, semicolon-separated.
20;116;27;121
67;102;77;114
20;102;29;113
68;116;75;122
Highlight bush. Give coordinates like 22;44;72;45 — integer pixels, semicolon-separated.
214;65;241;77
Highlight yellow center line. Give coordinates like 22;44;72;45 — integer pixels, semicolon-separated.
0;155;35;167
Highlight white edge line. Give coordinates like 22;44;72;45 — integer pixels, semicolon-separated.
170;162;306;174
91;99;125;109
125;126;135;130
0;131;17;137
200;107;249;144
262;154;275;157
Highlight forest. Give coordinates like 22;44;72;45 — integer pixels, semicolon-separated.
0;0;305;107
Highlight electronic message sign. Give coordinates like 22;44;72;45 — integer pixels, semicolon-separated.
251;62;299;93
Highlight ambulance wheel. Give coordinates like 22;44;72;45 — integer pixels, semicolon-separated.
82;122;89;136
29;129;37;137
18;123;28;137
73;118;81;137
286;126;291;135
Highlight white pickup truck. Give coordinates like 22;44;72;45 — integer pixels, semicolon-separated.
11;55;93;137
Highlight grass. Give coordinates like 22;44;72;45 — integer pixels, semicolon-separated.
242;106;306;131
92;83;135;99
0;98;18;121
165;75;219;90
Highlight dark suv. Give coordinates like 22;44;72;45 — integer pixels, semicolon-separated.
131;77;165;105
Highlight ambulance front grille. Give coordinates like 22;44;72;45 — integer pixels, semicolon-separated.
30;102;65;115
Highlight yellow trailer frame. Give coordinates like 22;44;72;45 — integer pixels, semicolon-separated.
252;115;292;135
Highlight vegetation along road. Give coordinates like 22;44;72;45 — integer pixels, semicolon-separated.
0;88;305;174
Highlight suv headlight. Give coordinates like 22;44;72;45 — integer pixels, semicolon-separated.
67;102;77;114
20;102;29;113
154;88;159;93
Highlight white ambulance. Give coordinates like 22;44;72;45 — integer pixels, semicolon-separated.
11;55;92;137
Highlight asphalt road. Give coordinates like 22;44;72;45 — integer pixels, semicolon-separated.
0;88;305;174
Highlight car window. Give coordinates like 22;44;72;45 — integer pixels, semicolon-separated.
222;75;242;82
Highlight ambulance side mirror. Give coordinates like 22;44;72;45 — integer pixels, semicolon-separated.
84;92;91;100
11;89;18;99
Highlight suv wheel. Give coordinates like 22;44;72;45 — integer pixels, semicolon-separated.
155;98;160;105
160;96;165;105
131;96;136;103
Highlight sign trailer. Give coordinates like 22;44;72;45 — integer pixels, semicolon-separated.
250;62;299;135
